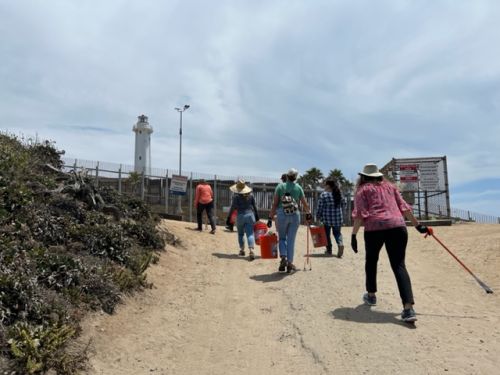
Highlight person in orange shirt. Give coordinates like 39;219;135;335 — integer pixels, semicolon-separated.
194;179;216;234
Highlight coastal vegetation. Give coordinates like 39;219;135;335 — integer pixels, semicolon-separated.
0;133;170;374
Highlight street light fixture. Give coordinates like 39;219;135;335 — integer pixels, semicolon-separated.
174;104;190;214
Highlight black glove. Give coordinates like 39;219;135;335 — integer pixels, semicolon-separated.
267;218;273;228
351;234;358;253
416;224;430;234
305;213;312;222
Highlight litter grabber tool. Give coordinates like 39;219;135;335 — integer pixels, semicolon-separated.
425;227;493;294
303;224;312;271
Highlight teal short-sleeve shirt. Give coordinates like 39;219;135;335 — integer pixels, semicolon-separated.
274;182;304;208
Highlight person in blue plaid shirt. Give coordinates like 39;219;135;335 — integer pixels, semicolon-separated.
316;178;345;257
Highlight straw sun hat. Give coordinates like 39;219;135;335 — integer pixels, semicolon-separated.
230;179;252;194
359;163;384;177
287;168;299;177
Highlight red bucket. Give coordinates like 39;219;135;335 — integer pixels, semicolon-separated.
229;210;237;225
259;232;278;259
254;221;268;245
310;225;327;248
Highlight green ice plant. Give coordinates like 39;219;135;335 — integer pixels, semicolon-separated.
7;321;76;374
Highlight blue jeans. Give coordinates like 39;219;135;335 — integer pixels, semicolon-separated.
324;225;343;251
276;208;300;263
236;212;256;249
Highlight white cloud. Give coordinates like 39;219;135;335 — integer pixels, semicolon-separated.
1;0;500;215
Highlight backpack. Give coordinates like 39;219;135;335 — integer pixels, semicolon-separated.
281;186;298;215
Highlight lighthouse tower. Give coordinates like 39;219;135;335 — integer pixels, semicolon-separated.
133;114;153;175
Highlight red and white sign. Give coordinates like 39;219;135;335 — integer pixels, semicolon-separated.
392;158;445;193
399;164;419;190
400;175;418;182
399;164;418;172
399;164;419;182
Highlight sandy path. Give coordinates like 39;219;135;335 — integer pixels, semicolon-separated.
80;220;500;375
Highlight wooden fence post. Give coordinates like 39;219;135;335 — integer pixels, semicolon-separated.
189;173;193;223
118;164;122;193
165;170;169;214
95;162;99;187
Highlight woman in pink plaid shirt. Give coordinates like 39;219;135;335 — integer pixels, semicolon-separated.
351;163;430;323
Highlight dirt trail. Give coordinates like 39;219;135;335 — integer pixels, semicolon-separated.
80;220;500;375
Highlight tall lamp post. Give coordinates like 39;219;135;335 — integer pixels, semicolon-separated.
174;104;190;214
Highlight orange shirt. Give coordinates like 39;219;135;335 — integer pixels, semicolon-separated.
194;183;213;206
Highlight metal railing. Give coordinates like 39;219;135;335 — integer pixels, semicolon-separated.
62;157;499;225
62;157;338;225
449;207;500;224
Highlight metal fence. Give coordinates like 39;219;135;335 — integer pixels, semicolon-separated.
61;158;352;225
449;207;500;224
62;157;498;225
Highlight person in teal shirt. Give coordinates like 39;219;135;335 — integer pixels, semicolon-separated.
268;168;312;273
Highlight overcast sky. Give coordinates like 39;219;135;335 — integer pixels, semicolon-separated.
1;0;500;217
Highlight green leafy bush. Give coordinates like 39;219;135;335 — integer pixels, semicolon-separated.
6;322;80;374
0;133;168;373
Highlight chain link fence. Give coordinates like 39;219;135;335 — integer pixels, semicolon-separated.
62;157;498;225
62;158;353;226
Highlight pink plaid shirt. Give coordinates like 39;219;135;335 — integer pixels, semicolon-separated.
352;181;412;232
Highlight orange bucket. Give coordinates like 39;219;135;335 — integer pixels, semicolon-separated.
310;225;327;248
229;210;237;225
259;232;278;259
254;221;268;245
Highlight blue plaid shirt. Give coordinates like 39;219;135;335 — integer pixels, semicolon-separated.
316;191;344;227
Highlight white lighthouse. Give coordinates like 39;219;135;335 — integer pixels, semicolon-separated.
133;114;153;175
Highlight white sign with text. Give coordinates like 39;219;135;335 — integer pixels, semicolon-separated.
170;175;188;195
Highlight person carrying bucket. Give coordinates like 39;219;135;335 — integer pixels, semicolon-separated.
268;168;312;273
351;163;431;323
316;178;345;257
227;179;260;261
225;208;237;231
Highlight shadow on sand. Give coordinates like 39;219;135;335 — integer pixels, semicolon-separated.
249;272;294;283
185;227;202;231
212;252;256;261
331;304;416;329
306;253;339;258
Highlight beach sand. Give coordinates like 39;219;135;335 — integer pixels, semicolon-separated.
80;220;500;374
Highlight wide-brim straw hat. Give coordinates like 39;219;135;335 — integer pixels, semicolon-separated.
359;163;383;177
287;168;298;177
230;179;252;194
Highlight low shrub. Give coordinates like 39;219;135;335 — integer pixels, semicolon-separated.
0;134;168;373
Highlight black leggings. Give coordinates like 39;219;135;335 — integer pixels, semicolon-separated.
197;201;216;231
364;227;414;305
